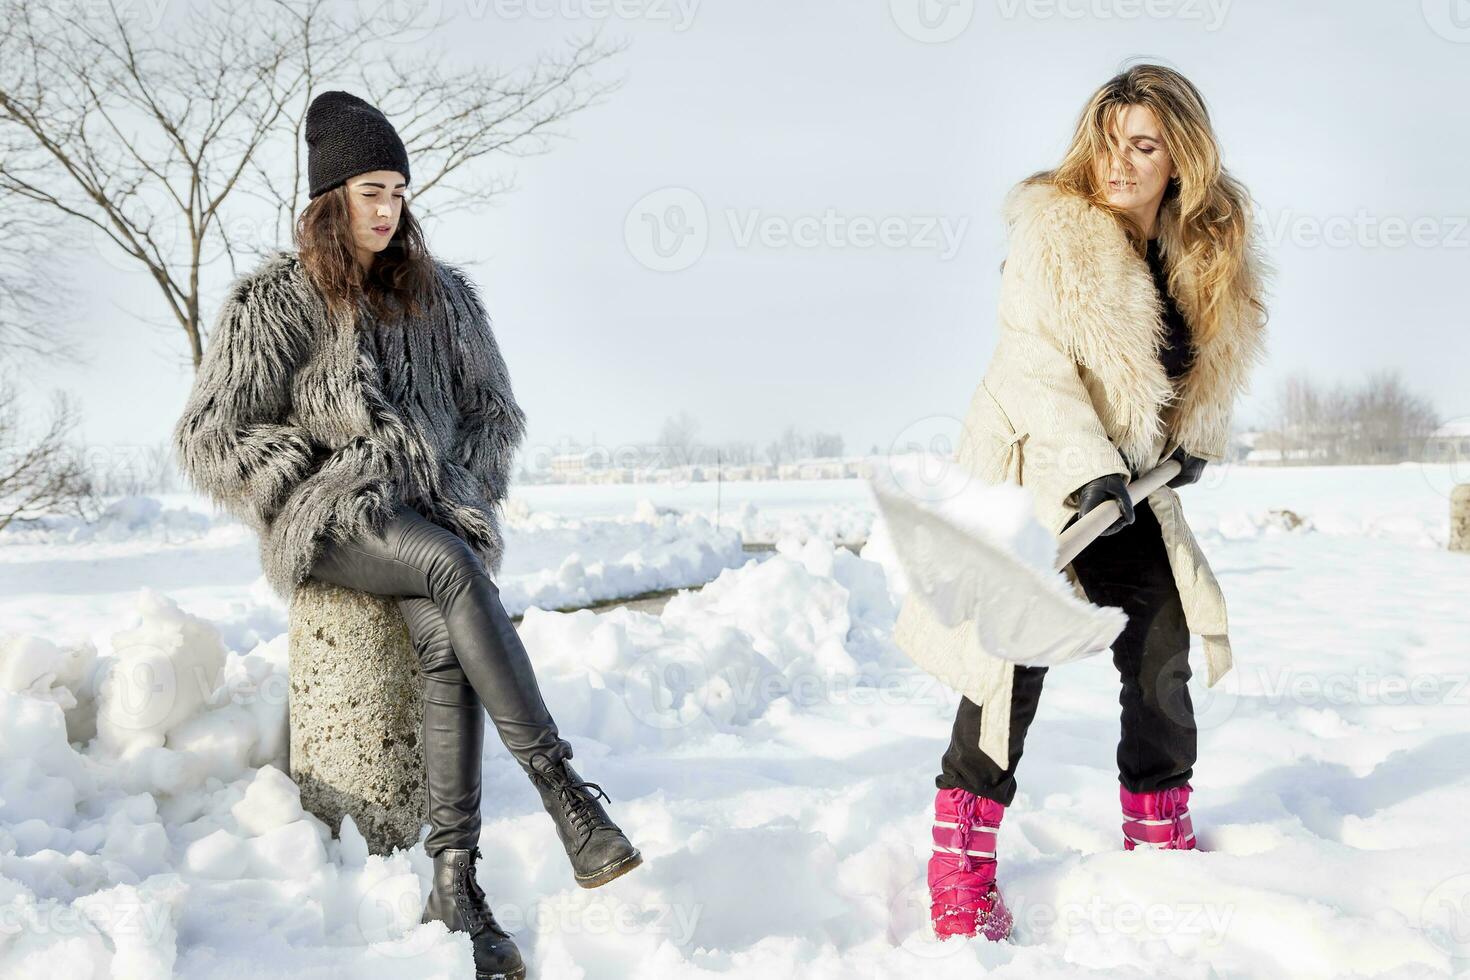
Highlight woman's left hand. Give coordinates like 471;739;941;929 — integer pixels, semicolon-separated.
1164;444;1208;488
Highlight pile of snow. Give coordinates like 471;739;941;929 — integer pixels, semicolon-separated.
0;592;497;977
498;501;746;613
509;536;901;755
730;500;873;546
0;538;907;977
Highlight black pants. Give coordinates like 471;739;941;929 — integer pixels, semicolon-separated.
307;502;574;857
935;497;1197;807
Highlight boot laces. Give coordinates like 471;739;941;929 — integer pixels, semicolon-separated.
934;793;990;895
1159;786;1188;844
529;752;613;840
453;846;508;939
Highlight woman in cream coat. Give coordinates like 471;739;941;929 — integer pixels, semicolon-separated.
899;64;1272;941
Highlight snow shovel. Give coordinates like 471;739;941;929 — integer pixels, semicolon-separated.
871;455;1183;668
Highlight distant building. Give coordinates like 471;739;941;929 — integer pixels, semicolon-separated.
1426;419;1470;461
547;450;606;480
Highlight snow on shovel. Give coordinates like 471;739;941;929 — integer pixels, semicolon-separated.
869;454;1183;667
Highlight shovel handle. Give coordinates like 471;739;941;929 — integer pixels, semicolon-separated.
1053;457;1183;569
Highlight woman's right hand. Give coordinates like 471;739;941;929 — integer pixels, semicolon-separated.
1074;473;1136;536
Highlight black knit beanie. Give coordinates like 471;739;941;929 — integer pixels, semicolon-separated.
304;91;411;199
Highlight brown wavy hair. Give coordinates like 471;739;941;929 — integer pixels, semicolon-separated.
1029;62;1269;348
293;184;436;325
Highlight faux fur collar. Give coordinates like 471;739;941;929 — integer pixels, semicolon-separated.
1001;179;1270;469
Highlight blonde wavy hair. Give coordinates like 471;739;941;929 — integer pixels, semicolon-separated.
1030;63;1269;348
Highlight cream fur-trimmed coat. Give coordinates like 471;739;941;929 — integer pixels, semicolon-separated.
893;178;1270;769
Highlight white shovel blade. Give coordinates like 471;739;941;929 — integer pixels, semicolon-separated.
870;458;1126;667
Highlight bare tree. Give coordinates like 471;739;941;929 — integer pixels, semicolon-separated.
715;440;755;465
778;425;809;464
1266;369;1438;464
1268;371;1347;462
0;202;78;361
658;411;700;467
809;431;844;458
0;379;95;531
0;198;93;521
0;0;624;368
1346;369;1438;464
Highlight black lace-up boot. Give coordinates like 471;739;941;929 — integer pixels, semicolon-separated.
526;753;643;888
421;846;526;980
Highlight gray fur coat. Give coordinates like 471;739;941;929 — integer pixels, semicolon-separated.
171;250;527;600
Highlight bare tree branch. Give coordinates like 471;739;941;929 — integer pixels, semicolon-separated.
0;0;624;369
0;378;96;530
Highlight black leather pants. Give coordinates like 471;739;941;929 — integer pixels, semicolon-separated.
935;497;1197;806
307;502;575;857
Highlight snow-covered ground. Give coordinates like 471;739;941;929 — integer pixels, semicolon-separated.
0;494;749;657
2;463;1468;978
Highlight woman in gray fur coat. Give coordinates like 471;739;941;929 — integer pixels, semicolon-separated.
172;91;638;980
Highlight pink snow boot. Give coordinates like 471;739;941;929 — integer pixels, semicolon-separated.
927;787;1012;941
1120;783;1196;851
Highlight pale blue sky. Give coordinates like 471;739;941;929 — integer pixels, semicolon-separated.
29;0;1470;466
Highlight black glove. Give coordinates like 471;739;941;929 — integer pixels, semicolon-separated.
1072;473;1135;536
1164;444;1208;489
